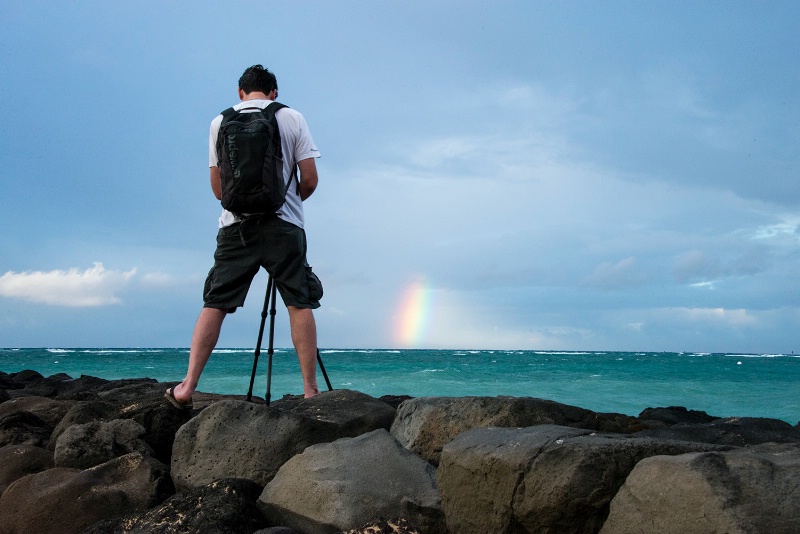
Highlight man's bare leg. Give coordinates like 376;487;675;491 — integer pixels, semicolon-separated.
288;306;319;398
170;307;227;404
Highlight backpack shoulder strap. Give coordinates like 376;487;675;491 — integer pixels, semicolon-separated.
264;102;299;193
218;107;238;130
266;101;288;114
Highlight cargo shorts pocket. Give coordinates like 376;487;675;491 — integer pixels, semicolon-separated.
306;267;323;301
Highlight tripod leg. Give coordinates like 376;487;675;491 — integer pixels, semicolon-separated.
317;349;333;391
265;276;278;405
247;277;273;402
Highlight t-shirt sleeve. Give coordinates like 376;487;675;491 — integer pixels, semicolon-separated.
209;114;223;167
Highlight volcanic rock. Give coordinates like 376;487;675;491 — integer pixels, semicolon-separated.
635;415;800;446
0;444;54;494
171;389;396;489
437;424;729;534
601;443;800;534
0;452;171;534
638;405;718;426
258;429;445;534
54;418;153;469
84;478;267;534
48;400;118;450
391;396;647;465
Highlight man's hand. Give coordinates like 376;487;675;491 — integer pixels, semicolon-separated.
213;160;317;202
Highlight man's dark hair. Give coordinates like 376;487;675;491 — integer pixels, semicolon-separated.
238;65;278;95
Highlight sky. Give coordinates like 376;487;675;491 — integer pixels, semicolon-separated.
1;1;798;353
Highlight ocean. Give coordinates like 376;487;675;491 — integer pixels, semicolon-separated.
1;348;798;424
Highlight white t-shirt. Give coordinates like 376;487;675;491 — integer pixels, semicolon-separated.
209;99;320;228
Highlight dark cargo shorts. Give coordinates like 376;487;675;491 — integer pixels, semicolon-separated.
203;216;323;311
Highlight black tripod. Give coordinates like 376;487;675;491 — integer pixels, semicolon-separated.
246;275;332;404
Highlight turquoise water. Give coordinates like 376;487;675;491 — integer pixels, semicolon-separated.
1;348;798;424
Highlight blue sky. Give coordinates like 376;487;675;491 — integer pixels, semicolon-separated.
1;1;798;352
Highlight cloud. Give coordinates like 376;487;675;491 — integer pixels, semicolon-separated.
672;246;771;286
659;307;758;328
749;217;800;242
581;257;646;290
672;250;723;284
0;263;136;307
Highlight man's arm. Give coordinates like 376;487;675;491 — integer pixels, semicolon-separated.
210;166;222;200
297;158;318;201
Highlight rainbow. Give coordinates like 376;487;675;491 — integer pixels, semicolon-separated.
394;278;434;347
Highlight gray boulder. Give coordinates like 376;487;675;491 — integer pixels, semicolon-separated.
77;377;166;403
49;394;192;465
50;374;113;399
54;418;154;469
48;400;118;450
0;410;53;447
0;371;16;391
0;396;76;447
0;395;74;428
171;389;396;489
115;393;194;464
0;444;54;494
272;388;397;433
84;478;267;534
3;370;44;393
635;415;800;446
6;372;73;397
601;443;800;534
437;424;728;534
258;429;445;534
0;396;72;447
638;405;717;426
24;373;114;399
391;396;646;465
0;452;172;534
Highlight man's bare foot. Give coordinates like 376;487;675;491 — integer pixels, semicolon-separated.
304;384;320;398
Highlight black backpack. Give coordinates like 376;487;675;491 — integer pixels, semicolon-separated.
216;101;295;216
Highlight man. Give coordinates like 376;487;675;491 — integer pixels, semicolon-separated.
166;65;322;408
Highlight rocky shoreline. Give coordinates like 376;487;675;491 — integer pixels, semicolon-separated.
1;369;799;533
